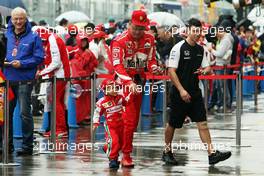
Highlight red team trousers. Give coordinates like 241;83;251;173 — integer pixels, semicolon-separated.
54;81;67;132
104;119;124;160
122;91;143;154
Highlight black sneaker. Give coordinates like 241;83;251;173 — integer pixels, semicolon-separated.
109;159;120;169
209;150;231;165
16;148;33;156
162;151;178;165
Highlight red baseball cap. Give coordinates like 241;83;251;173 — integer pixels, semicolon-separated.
149;20;158;27
95;24;105;31
68;24;78;35
131;10;150;28
32;26;50;41
92;30;107;39
100;78;116;90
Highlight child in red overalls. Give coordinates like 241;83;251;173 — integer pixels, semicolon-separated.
93;78;131;169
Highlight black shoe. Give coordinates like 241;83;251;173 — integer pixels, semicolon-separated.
77;120;91;126
109;159;120;169
162;151;178;165
209;150;231;165
217;106;224;113
16;148;33;156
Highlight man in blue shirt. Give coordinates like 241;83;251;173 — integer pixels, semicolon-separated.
0;7;44;156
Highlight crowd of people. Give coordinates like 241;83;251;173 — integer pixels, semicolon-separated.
0;6;264;170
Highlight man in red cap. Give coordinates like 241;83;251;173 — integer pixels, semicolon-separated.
66;24;79;60
111;10;159;167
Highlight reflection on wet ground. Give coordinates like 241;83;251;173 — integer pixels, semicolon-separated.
1;94;264;175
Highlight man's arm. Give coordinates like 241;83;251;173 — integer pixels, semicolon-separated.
111;40;138;93
147;38;159;74
195;47;212;75
211;36;232;58
111;41;132;84
168;68;191;103
167;41;191;102
39;35;62;76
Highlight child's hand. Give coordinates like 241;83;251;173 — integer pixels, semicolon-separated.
92;124;98;132
125;92;132;102
35;70;42;79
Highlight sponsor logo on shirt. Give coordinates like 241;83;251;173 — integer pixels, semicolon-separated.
184;50;190;56
144;42;151;48
113;47;120;53
112;47;120;59
126;41;132;49
128;49;133;54
106;105;123;113
102;101;113;108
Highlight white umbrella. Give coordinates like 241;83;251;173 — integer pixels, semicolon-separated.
213;0;233;7
247;6;264;22
0;5;12;16
55;11;90;23
148;12;185;27
74;22;88;29
213;0;236;15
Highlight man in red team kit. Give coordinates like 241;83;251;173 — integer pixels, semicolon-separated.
34;26;71;137
111;10;160;167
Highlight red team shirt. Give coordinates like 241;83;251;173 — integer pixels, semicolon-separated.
93;93;131;126
111;31;158;84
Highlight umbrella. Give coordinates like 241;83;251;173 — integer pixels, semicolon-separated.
55;11;90;23
74;22;88;29
0;0;25;9
247;6;264;22
0;6;12;16
213;0;236;15
148;12;185;27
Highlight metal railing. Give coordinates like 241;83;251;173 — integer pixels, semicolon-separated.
2;71;264;165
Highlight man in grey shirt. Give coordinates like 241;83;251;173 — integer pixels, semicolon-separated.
208;20;234;111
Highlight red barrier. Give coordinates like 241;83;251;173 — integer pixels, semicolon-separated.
147;74;238;80
211;64;241;70
256;62;264;66
97;61;264;80
97;74;114;79
146;74;170;80
97;70;264;81
199;75;237;80
210;62;264;70
242;76;264;81
97;73;239;81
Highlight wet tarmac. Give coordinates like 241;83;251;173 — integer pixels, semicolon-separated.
1;93;264;176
